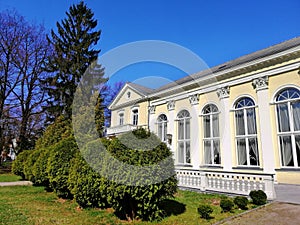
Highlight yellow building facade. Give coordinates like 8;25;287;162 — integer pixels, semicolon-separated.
107;37;300;199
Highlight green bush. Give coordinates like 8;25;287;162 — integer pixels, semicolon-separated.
87;128;178;221
35;115;73;149
197;204;213;219
220;198;234;212
249;190;267;205
234;196;248;210
12;150;32;179
47;137;78;199
32;147;52;189
23;150;41;183
68;152;109;208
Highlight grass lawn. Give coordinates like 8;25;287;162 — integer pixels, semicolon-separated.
0;185;249;225
0;173;22;182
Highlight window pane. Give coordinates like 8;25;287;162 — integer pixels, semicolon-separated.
178;142;184;163
186;141;191;163
158;123;162;140
213;140;220;164
277;103;290;132
249;138;259;166
203;115;210;138
212;114;219;137
292;101;300;131
280;136;294;166
235;110;245;135
163;122;167;142
295;135;300;167
204;140;211;164
186;119;190;139
178;120;184;140
247;108;257;135
237;139;247;165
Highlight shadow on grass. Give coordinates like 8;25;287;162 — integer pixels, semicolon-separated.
160;199;186;217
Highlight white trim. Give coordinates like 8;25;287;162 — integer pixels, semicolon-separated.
231;94;257;109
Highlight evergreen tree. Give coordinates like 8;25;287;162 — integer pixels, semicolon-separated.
44;1;101;121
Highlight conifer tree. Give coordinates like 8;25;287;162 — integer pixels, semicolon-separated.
44;1;102;121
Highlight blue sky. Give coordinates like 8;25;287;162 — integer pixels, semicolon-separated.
1;0;300;88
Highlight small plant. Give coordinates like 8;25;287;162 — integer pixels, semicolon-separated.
197;204;213;219
234;196;248;210
249;190;267;205
220;198;234;212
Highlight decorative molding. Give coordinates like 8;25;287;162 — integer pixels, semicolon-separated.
217;86;230;99
148;105;156;114
167;100;175;111
189;94;200;105
252;76;269;91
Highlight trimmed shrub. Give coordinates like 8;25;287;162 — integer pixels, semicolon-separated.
32;147;52;189
234;196;248;210
249;190;267;205
47;137;78;199
197;204;213;219
220;198;234;212
23;149;41;183
87;128;178;221
68;152;109;208
12;150;32;179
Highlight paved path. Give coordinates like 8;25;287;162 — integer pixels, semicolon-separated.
274;183;300;204
0;181;32;186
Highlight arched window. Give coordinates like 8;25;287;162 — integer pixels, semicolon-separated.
157;114;168;142
177;110;191;164
132;109;138;126
275;88;300;167
234;97;259;166
202;104;220;165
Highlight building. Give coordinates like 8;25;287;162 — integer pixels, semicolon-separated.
107;37;300;199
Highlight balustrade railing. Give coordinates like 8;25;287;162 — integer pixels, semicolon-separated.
175;169;276;200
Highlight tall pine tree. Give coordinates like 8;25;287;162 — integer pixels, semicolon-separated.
44;1;102;121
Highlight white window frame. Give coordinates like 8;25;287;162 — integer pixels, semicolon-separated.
132;109;139;126
176;110;191;165
157;114;168;142
118;112;124;125
234;97;260;167
202;104;220;165
275;87;300;168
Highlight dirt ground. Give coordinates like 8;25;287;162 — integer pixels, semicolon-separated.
219;202;300;225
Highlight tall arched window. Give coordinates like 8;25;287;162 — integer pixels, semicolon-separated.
234;97;259;166
275;87;300;167
157;114;168;142
177;110;191;164
202;104;220;165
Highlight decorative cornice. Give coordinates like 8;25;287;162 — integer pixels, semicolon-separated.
252;76;269;91
149;105;156;114
189;94;200;105
167;100;175;111
217;86;230;99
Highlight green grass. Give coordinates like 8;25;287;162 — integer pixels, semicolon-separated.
0;173;22;182
0;186;248;225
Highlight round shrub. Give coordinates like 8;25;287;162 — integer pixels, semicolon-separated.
12;150;32;180
32;147;52;189
220;198;234;212
234;196;248;210
68;152;109;208
197;204;213;219
94;128;178;221
23;149;42;183
249;190;267;205
47;137;78;199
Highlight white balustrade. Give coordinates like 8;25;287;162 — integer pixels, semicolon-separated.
175;169;276;200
